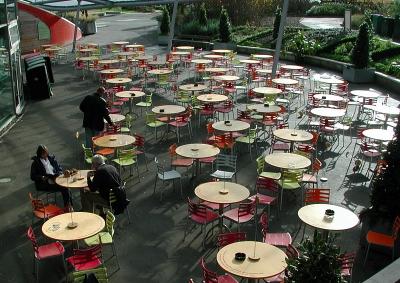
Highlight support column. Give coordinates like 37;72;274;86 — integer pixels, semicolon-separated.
167;0;178;51
271;0;289;78
72;0;82;52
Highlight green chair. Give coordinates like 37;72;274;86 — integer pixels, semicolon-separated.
82;144;93;166
175;91;191;106
277;170;303;210
136;93;152;115
156;74;170;93
72;267;108;283
112;148;139;180
120;113;134;134
256;155;281;180
84;212;119;270
235;127;258;159
145;113;166;139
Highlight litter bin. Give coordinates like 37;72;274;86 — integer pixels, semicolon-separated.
382;17;395;38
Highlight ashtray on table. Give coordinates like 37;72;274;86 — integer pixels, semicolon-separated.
235;252;246;261
109;137;117;141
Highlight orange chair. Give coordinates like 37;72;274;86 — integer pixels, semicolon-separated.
364;216;400;265
169;143;194;169
29;193;64;224
301;158;322;188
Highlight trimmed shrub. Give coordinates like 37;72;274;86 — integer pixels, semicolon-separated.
306;3;361;17
181;19;219;38
198;3;208;26
160;7;170;35
351;22;370;68
273;6;282;40
219;7;232;42
372;46;400;61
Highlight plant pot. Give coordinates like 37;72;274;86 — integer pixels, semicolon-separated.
372;14;383;35
84;21;97;35
294;56;305;65
158;35;169;46
392;17;400;42
213;42;237;51
343;65;375;83
382;17;394;38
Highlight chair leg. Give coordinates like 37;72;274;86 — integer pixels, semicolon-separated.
111;242;121;270
153;176;158;195
363;243;371;265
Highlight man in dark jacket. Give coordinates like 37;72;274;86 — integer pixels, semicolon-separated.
79;87;113;147
30;145;71;208
81;155;129;214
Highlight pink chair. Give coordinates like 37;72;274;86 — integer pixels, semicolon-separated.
263;244;299;282
340;252;356;281
27;227;66;282
184;198;219;248
217;232;246;249
169;115;191;143
200;257;238;283
259;212;292;247
67;245;103;271
248;177;279;216
223;200;256;231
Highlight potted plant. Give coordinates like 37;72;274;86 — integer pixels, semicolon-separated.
286;233;346;283
214;7;236;50
80;14;98;35
285;30;320;64
343;22;375;83
158;7;170;46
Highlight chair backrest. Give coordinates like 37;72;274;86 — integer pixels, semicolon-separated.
312;158;322;173
286;244;300;259
187;198;207;221
217;232;246;248
29;192;44;213
133;133;145;148
82;144;94;159
259;212;269;237
282;170;303;182
71;245;102;267
339;252;355;275
27;226;38;254
256;156;265;175
216;154;237;172
238;200;256;218
154;157;165;177
169;143;178;158
199;257;218;283
311;131;320;145
117;148;137;162
392;216;400;239
72;267;108;283
304;188;330;204
105;211;115;237
256;177;279;195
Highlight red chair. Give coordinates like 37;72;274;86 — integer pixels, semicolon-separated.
259;212;292;247
67;244;103;271
27;227;66;282
92;134;115;156
198;103;215;126
184;198;219;248
364;216;400;265
215;100;234;120
169;115;191;143
29;193;63;223
304;188;330;205
301;158;322;188
133;133;148;171
263;244;299;282
223;200;256;231
340;252;356;280
217;232;246;249
248;177;279;216
169;143;194;169
237;109;252;124
200;257;238;283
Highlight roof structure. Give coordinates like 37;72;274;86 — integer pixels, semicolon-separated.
24;0;200;11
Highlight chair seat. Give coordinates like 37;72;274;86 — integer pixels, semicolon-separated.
366;231;395;247
217;274;239;283
201;201;229;210
171;158;194;167
211;170;235;180
278;180;301;190
223;208;254;223
362;150;381;158
235;136;255;144
34;204;64;219
264;272;284;283
191;210;219;224
250;114;263;120
36;241;65;259
157;116;169;123
169;121;189;127
260;172;281;180
249;193;276;206
273;143;290;151
84;232;113;246
302;173;317;183
147;121;165;128
95;148;114;156
136;102;151;107
231;132;244;138
158;170;181;181
67;255;102;271
264;232;292;247
334;123;350;130
199;156;216;163
112;158;137;166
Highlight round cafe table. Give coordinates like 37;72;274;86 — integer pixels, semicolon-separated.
93;134;135;148
192;59;212;65
212;49;232;54
115;90;145;114
77;56;97;70
214;75;240;82
205;67;229;73
147;69;173;75
176;144;220;177
152;105;185;116
350;90;381;100
240;59;260;65
204;54;224;60
171;51;190;56
197;94;228;103
314;94;344;106
252;54;273;60
363;105;400;126
298;204;359;240
125;44;144;50
79;48;97;55
217;241;287;282
195;181;249;231
265;152;311;170
179;84;207;94
108;113;125;123
252;87;282;96
247;104;281;114
112;41;129;47
272;78;298;87
311;107;346;118
99;69;124;75
176;46;195;51
256;69;272;75
315;76;344;93
213;120;250;133
362;129;394;142
117;51;137;59
98;59;119;66
281;65;303;71
55;170;92;189
273;129;313;152
42;212;105;241
106;78;132;85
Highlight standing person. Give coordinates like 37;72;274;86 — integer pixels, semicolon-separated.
81;155;129;214
79;87;113;148
30;145;72;209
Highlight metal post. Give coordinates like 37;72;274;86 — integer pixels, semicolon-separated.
271;0;289;78
167;0;179;51
72;0;81;53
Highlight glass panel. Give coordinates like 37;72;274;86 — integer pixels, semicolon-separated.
0;27;14;125
8;20;18;45
37;20;50;40
6;0;17;22
10;49;23;113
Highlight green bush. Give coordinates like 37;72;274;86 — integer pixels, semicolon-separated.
306;3;361;17
181;19;219;37
219;7;232;43
273;6;281;40
351;14;365;30
64;12;98;23
198;3;208;26
351;22;370;68
160;7;170;35
286;30;320;59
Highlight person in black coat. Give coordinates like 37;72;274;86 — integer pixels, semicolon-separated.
30;145;71;208
79;87;113;147
81;155;129;214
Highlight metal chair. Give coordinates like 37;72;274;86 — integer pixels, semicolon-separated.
154;157;183;201
210;154;237;182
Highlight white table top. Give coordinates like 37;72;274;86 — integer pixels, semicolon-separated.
314;94;344;102
147;69;173;75
252;54;273;59
214;75;240;82
253;87;282;95
179;84;207;92
213;120;250;132
112;41;129;45
363;129;394;141
192;59;213;64
115;90;145;98
171;51;190;56
311;107;346;118
195;181;249;204
247;104;281;113
176;144;220;159
273;129;313;143
109;113;125;123
281;65;304;71
106;78;132;84
197;94;228;103
204;54;224;59
272;78;298;85
205;67;229;73
55;170;91;188
298;204;359;231
316;76;344;85
212;49;232;54
256;69;272;74
363;105;400;116
217;241;287;279
152;105;185;115
265;153;311;169
350;90;381;98
240;59;260;64
99;68;124;74
176;46;195;51
93;134;135;148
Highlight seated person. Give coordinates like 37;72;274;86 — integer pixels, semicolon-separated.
30;145;71;209
81;155;129;214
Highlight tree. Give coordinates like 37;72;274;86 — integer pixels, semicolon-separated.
273;6;282;40
370;114;400;218
160;7;170;35
219;7;232;43
286;233;346;283
199;3;208;26
351;22;370;69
